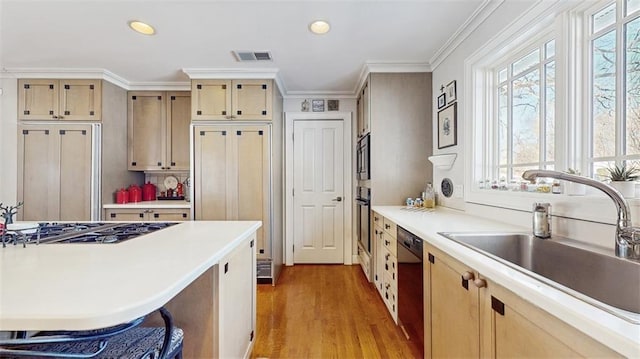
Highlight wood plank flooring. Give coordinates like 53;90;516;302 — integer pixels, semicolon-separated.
251;265;422;358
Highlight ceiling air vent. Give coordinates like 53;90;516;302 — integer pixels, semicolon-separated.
233;51;273;62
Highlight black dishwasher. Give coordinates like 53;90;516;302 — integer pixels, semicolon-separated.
397;226;424;357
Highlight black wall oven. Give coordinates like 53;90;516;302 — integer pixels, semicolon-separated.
356;134;370;181
355;186;371;255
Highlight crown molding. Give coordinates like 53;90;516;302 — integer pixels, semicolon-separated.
429;0;504;70
127;82;191;91
352;61;431;94
285;92;357;100
182;67;286;94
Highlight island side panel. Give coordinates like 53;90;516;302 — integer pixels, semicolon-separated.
143;265;219;358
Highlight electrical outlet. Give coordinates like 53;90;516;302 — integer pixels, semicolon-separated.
454;185;463;198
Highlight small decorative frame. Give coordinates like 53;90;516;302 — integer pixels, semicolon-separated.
437;93;446;109
445;80;457;104
301;99;310;112
327;99;339;111
437;103;457;149
312;99;325;112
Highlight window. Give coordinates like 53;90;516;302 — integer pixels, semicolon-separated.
588;0;640;177
494;39;556;182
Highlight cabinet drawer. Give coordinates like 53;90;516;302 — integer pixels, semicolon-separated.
383;248;397;283
373;212;384;230
383;218;397;238
383;271;398;319
382;231;397;257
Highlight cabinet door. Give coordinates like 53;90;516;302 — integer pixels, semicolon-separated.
18;79;59;120
151;209;190;221
374;227;384;295
356;94;364;138
482;280;621;358
194;125;233;220
235;125;271;257
59;80;101;121
58;125;93;221
218;234;256;359
427;247;480;358
192;80;231;120
167;92;191;170
362;81;370;135
128;92;166;170
232;80;272;121
17;126;58;220
105;209;146;221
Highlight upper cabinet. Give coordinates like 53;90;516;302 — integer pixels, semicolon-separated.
128;91;191;171
18;79;102;121
356;80;370;138
191;79;273;121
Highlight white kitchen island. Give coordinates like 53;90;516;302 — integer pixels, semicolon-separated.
0;220;261;358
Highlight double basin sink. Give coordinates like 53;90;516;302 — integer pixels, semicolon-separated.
438;232;640;323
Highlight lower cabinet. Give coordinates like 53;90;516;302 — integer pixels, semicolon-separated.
424;243;621;358
372;211;398;323
104;208;190;221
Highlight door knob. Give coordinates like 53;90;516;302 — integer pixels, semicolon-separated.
332;196;342;202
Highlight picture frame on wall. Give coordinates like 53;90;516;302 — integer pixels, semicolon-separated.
437;93;446;109
312;99;325;112
445;80;457;104
437;103;457;149
327;99;339;111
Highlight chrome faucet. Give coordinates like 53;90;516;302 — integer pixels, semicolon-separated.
522;169;640;260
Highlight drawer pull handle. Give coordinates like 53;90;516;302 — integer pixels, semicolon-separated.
474;279;488;288
385;224;390;229
462;271;474;281
385;240;390;246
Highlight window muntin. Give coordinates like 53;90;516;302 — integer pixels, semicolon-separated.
588;0;640;177
494;40;556;181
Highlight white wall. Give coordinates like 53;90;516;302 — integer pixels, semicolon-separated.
0;77;18;206
431;0;627;250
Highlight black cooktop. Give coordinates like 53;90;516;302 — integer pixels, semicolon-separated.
10;222;178;244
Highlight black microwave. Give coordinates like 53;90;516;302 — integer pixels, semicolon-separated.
356;134;370;180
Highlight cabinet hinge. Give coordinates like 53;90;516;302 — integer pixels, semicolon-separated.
157;96;162;100
64;84;70;90
237;84;242;89
22;130;28;135
59;130;65;135
45;130;49;135
132;96;137;100
461;276;469;290
197;84;202;90
250;330;254;342
262;110;267;115
131;161;137;166
237;130;242;136
258;130;263;136
221;84;226;90
171;96;176;100
262;84;267;90
221;131;226;136
49;84;54;90
259;249;264;254
110;213;116;218
250;239;254;248
89;111;95;116
428;253;435;264
224;262;229;274
491;296;505;316
200;131;205;136
89;84;94;90
23;84;30;89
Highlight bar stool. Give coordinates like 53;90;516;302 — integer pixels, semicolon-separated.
0;307;183;359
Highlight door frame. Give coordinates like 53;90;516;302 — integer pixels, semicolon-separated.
284;112;353;266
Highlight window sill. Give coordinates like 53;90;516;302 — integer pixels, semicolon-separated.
466;188;640;225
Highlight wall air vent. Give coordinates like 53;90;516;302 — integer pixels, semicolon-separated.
233;51;273;62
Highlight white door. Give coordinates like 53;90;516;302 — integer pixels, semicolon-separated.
293;120;345;263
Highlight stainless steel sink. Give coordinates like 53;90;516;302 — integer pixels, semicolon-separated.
438;232;640;322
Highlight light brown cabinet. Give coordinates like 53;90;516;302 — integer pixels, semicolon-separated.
127;91;190;171
193;124;271;259
17;124;93;221
18;79;102;121
372;211;398;323
356;80;370;138
104;208;190;221
191;79;272;121
424;243;621;358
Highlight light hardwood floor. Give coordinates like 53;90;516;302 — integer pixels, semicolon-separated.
251;265;422;358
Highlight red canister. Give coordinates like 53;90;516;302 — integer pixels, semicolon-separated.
142;182;157;201
116;188;129;204
128;184;142;203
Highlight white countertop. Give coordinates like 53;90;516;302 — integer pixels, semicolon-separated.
373;206;640;358
0;221;261;331
103;200;191;209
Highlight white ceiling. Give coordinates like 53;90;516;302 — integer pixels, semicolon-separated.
0;0;487;95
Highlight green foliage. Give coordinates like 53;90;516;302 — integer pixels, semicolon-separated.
565;168;581;175
606;163;639;181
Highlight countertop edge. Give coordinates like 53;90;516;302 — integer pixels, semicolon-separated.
373;205;640;358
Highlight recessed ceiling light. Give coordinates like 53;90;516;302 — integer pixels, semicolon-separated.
128;20;155;35
309;20;330;35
